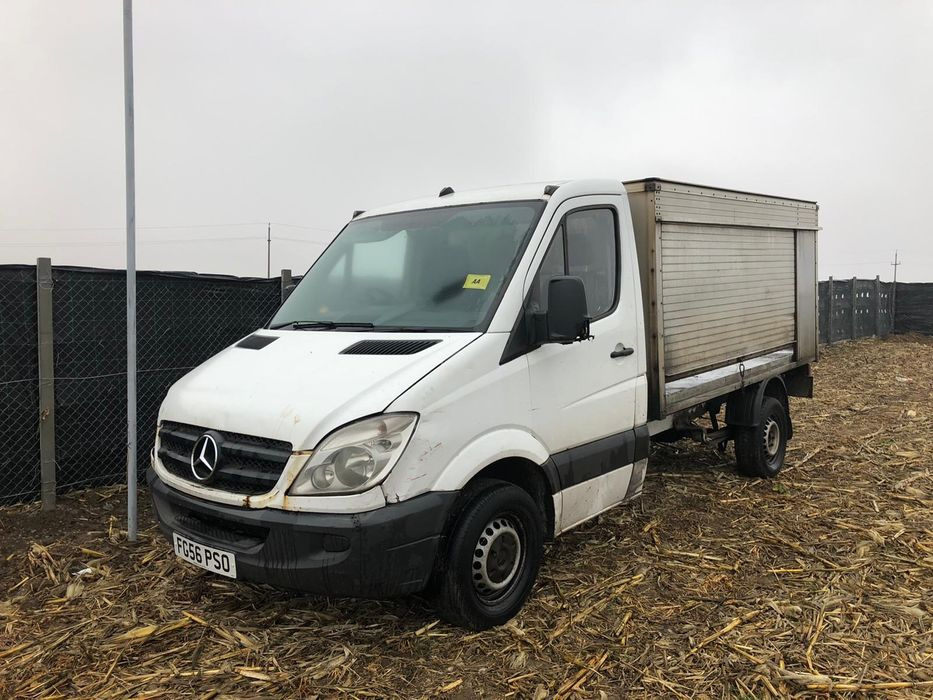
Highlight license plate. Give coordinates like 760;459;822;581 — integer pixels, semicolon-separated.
173;532;237;578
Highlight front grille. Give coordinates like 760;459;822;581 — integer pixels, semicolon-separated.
157;421;292;495
174;509;267;548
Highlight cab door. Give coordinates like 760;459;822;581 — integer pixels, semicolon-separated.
523;195;643;530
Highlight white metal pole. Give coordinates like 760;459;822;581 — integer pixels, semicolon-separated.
123;0;138;542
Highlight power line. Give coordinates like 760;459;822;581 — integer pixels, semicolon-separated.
0;235;329;248
269;222;335;233
0;223;336;248
275;236;329;244
0;220;335;233
822;261;890;265
0;234;265;248
0;222;266;232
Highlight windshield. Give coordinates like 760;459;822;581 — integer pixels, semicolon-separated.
270;201;545;331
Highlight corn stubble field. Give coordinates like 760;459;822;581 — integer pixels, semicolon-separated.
0;336;931;699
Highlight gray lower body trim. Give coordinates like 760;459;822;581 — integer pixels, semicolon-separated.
623;457;648;502
550;425;650;491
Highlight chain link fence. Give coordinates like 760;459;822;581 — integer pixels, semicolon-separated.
0;266;40;503
1;264;286;504
0;265;930;505
894;282;933;333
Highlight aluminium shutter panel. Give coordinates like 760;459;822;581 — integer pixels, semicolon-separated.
660;223;796;378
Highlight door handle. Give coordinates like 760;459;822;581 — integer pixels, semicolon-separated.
610;344;635;358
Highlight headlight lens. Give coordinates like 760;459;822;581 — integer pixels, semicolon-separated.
289;413;417;495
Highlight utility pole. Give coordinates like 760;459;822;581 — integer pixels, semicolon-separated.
890;249;901;323
122;0;138;542
267;222;271;278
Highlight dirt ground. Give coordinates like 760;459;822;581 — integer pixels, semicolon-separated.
1;335;931;699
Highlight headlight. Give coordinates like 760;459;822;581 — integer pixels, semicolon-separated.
288;413;418;495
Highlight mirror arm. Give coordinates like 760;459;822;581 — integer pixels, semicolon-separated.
528;311;547;347
531;311;593;346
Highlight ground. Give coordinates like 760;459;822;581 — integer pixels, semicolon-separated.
1;335;931;699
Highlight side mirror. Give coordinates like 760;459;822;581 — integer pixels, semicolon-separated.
545;276;590;343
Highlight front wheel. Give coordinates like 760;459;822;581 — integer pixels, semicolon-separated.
734;396;789;477
431;479;544;630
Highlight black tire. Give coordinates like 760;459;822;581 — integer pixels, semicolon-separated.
734;396;788;477
431;479;544;630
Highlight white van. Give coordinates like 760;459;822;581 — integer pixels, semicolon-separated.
149;179;818;629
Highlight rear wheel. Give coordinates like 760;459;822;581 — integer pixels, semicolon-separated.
734;397;788;477
431;479;544;630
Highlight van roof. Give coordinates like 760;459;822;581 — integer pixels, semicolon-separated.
357;179;626;219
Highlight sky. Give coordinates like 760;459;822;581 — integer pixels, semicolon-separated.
1;0;931;281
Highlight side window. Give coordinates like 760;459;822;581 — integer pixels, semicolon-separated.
565;209;617;318
530;208;618;319
528;225;564;313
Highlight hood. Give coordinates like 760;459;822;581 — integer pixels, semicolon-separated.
158;330;478;450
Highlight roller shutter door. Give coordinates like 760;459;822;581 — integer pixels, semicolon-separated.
661;223;796;378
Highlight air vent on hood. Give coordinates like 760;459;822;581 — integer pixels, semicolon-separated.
341;339;441;355
236;334;278;350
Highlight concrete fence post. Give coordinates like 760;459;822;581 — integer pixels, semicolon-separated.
280;268;293;303
850;277;857;340
36;257;56;510
826;276;834;344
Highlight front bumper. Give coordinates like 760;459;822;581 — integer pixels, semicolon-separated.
147;469;456;597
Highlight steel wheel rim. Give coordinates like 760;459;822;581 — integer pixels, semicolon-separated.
763;417;781;458
471;515;524;602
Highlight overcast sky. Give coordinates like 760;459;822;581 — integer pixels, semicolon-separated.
1;0;931;281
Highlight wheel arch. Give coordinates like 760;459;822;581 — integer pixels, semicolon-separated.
462;457;557;540
726;376;793;438
431;428;558;539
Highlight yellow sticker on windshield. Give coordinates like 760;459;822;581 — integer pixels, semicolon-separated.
463;274;491;290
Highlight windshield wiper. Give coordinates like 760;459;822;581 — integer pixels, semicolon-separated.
269;320;375;330
375;325;466;333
